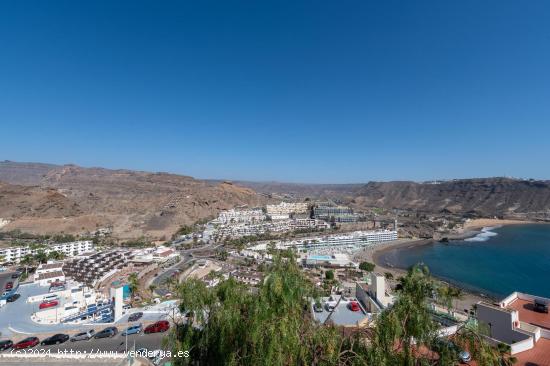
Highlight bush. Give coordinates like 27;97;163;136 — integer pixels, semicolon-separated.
359;262;376;272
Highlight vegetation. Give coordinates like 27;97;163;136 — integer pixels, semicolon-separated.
167;258;515;366
359;261;376;272
324;269;334;280
128;273;139;297
223;233;279;249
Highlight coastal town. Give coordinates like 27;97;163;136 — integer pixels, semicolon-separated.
1;198;549;365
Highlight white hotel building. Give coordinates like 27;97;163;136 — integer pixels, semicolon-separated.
0;240;94;264
215;208;266;225
249;230;398;252
266;202;309;220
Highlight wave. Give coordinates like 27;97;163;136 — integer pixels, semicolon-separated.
464;226;500;242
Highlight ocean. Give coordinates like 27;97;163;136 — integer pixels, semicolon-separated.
378;224;550;299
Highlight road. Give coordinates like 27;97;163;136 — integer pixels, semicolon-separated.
0;331;168;365
151;243;223;296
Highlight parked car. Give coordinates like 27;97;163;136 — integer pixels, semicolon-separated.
313;302;324;313
534;299;549;314
144;320;170;334
6;293;20;302
458;350;472;363
122;324;143;336
13;337;39;349
349;301;360;312
11;272;20;279
5;282;13;290
70;330;95;342
0;340;13;351
128;312;143;322
94;327;118;339
39;300;59;310
41;334;69;346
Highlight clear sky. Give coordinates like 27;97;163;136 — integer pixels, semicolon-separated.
1;1;549;183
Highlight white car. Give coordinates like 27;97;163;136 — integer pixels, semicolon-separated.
70;329;95;342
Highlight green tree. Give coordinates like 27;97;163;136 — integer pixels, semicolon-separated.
149;284;157;297
34;250;48;264
128;273;139;297
47;250;66;261
325;270;334;280
20;255;35;275
359;261;376;272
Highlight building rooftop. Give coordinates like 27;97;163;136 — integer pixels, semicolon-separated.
515;337;550;366
36;270;65;281
507;298;550;330
312;295;370;327
38;262;64;270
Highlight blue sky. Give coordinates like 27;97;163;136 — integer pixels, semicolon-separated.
1;0;549;183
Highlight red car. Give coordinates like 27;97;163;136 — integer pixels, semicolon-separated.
144;320;170;334
13;337;39;349
39;300;59;310
5;282;13;290
349;301;360;312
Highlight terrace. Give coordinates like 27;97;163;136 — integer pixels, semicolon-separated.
311;295;370;327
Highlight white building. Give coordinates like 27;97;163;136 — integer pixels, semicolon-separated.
215;208;266;225
291;218;330;230
250;230;398;252
0;240;94;264
266;202;309;219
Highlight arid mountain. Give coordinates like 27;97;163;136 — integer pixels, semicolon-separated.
0;161;266;239
1;161;549;239
224;180;362;201
350;178;550;218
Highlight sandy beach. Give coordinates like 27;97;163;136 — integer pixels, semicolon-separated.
463;218;536;230
354;218;540;310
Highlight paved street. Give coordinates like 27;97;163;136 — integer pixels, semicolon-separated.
0;332;168;365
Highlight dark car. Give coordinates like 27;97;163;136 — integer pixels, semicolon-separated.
13;337;39;349
144;320;170;334
313;302;324;313
534;299;549;313
0;340;13;351
11;272;20;279
94;327;118;339
6;293;20;303
128;312;143;322
41;334;69;346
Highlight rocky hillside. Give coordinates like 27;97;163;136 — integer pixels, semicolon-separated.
0;162;266;239
350;178;550;217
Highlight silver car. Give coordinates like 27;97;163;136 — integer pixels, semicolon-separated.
70;329;95;342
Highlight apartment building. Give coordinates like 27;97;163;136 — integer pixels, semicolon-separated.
63;249;133;286
0;240;94;264
250;230;398;252
291;218;330;230
266;202;309;220
215;208;266;225
313;204;358;223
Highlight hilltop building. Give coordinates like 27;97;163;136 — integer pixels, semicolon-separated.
266;202;309;220
0;240;94;264
313;203;358;223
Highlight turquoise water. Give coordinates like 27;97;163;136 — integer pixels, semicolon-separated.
378;224;550;299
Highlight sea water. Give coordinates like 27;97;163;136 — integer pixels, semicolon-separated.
378;224;550;299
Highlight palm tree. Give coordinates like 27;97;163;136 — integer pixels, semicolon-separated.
47;250;66;261
128;273;139;298
34;250;48;264
20;255;35;275
149;284;157;297
497;343;518;366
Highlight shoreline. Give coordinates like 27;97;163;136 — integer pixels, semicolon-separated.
356;219;540;309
